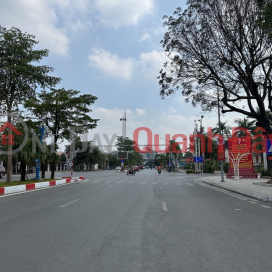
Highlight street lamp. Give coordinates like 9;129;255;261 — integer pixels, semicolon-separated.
217;84;225;182
31;122;49;180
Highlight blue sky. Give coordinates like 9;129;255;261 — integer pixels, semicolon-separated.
0;0;243;150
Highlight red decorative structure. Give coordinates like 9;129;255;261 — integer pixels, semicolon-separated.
227;137;257;179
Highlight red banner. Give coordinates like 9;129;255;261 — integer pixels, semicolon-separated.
217;143;225;161
228;137;252;169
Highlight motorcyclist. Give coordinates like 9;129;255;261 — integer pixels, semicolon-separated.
158;165;161;174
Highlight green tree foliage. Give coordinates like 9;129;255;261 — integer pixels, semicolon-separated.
25;88;98;178
234;117;256;136
212;121;231;137
115;136;143;166
0;27;60;183
159;0;272;133
256;0;272;40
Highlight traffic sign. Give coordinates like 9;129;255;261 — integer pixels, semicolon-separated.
194;157;203;163
266;139;272;154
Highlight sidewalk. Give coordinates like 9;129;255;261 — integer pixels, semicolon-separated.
200;176;272;202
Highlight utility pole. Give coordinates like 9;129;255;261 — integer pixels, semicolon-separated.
217;84;225;182
120;112;127;170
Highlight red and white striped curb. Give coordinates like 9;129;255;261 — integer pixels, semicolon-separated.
0;176;85;196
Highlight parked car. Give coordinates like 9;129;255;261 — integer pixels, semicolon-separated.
116;166;121;171
0;166;5;179
133;166;139;171
138;165;143;170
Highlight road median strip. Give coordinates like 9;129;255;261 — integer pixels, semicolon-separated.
0;177;85;196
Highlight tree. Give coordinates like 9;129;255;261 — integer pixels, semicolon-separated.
212;121;231;137
116;136;143;166
159;0;272;133
25;88;98;178
256;0;272;40
0;27;60;183
234;117;256;136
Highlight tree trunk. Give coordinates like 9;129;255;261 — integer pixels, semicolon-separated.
41;162;45;179
20;160;26;182
51;160;56;179
6;107;12;183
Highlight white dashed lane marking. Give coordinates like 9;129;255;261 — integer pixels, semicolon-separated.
260;205;271;209
59;199;79;208
162;202;168;211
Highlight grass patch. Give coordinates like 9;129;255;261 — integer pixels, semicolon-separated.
0;178;60;187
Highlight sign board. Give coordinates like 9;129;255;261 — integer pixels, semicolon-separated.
229;137;252;169
117;151;128;159
266;139;272;154
194;157;203;163
35;159;39;163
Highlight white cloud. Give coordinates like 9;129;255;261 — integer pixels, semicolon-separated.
138;33;151;42
88;48;135;79
80;106;247;154
0;0;70;55
136;108;146;115
95;0;154;28
139;50;167;80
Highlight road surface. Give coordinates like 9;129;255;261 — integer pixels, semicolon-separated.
0;170;272;272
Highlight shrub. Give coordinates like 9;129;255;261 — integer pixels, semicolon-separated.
223;162;230;173
204;159;216;173
261;169;271;176
186;169;195;174
203;170;214;174
184;164;191;169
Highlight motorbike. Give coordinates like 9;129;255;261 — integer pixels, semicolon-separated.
158;169;161;174
127;168;135;175
0;172;4;179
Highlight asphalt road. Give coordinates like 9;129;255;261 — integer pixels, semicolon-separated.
1;170;272;272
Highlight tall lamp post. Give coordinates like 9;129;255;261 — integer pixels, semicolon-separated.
120;112;127;170
31;122;48;180
217;85;225;182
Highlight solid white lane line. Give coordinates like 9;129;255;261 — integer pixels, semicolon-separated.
116;180;124;184
260;205;271;209
92;180;101;184
141;181;146;184
107;185;112;187
249;201;257;204
236;209;241;211
104;181;112;184
59;199;79;208
128;181;135;184
162;202;168;211
164;182;169;185
187;183;194;186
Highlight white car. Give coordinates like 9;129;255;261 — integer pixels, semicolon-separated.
116;166;121;171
